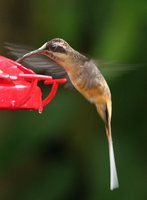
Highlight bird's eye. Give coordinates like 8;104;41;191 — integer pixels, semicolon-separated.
49;43;66;53
50;44;57;51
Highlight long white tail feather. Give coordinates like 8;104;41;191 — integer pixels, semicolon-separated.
109;139;119;190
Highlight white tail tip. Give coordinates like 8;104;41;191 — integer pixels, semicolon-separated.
109;140;119;190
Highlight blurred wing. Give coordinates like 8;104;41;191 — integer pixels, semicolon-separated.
96;59;142;80
4;42;73;87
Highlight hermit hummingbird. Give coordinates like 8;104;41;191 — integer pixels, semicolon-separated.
6;38;119;190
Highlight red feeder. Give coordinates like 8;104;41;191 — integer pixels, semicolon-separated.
0;56;67;113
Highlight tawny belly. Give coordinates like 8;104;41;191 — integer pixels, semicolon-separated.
74;81;105;104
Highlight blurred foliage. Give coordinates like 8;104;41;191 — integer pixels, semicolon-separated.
0;0;147;200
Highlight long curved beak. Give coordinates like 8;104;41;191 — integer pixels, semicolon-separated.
16;43;47;63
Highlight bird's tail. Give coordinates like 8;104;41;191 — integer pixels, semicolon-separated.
106;124;119;190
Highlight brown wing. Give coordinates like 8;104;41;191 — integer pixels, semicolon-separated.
4;42;73;87
92;59;143;80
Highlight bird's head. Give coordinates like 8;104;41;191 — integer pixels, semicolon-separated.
16;38;75;67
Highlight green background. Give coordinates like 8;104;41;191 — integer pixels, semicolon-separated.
0;0;147;200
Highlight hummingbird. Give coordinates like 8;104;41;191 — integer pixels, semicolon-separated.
6;38;119;190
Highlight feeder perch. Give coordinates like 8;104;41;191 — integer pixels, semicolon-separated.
0;56;67;113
